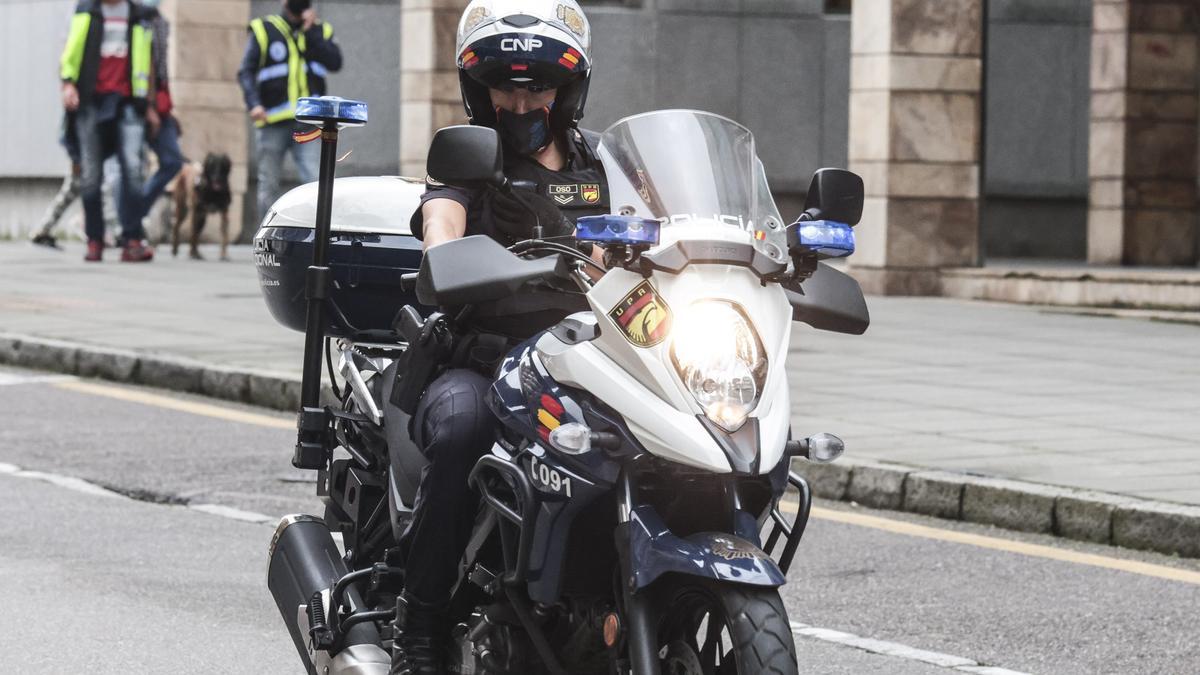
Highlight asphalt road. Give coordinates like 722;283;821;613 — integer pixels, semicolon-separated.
1;366;1198;674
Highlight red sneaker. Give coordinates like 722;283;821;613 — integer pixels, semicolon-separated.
120;239;155;262
84;240;103;262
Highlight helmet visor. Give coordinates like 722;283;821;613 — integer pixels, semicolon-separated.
460;32;588;92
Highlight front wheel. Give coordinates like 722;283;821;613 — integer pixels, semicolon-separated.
655;580;798;675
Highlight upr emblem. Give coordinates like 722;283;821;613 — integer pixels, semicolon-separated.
608;280;671;348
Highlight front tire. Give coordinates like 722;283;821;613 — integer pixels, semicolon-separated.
655;580;797;675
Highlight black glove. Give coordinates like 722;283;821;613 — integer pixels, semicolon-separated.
490;189;574;243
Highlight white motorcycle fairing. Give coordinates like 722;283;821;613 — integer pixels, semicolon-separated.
539;225;793;475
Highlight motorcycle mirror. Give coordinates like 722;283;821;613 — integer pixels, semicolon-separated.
799;169;864;226
426;125;506;189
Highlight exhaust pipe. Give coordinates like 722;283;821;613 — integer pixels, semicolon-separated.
268;514;388;674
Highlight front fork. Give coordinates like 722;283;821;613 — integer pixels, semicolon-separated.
615;472;662;675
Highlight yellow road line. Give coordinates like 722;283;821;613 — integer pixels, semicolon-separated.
54;380;293;430
49;379;1200;585
781;500;1200;586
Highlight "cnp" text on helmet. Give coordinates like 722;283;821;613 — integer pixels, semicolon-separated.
501;37;543;52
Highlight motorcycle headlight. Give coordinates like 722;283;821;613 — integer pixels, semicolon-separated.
670;300;767;432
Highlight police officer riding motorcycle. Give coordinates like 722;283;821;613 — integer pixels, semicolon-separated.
396;1;606;671
261;0;871;671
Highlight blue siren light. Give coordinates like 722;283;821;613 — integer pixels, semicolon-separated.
790;219;855;258
295;96;369;127
575;215;661;247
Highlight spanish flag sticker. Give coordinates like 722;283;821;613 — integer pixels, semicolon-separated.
293;125;321;144
608;280;672;348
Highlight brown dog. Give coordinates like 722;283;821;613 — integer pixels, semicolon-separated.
171;153;233;260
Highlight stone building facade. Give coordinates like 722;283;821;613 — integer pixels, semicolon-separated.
843;0;1200;292
1088;0;1199;267
2;0;1197;284
847;0;984;294
158;0;252;236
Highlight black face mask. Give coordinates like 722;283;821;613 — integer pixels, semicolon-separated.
495;105;553;157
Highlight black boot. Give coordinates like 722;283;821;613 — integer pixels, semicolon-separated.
31;233;59;249
391;592;444;675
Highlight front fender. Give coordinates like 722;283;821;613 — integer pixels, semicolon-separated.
622;505;786;591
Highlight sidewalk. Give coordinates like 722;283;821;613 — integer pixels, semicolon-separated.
2;241;1199;550
0;242;300;375
792;293;1200;506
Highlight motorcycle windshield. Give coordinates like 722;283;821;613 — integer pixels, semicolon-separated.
597;110;789;263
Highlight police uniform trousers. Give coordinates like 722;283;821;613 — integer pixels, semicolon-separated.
398;369;499;604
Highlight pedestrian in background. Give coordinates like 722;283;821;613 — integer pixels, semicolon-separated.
237;0;342;223
128;0;184;231
30;129;118;249
60;0;157;262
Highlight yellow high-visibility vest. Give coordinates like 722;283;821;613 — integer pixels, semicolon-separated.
249;16;335;127
60;10;153;100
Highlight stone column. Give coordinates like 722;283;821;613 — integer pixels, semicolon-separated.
160;0;251;240
847;0;983;295
399;0;471;177
1088;1;1199;266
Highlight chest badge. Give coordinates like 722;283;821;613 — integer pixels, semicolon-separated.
608;280;672;348
581;184;601;204
549;184;578;205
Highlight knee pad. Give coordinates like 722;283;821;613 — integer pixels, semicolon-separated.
414;370;496;458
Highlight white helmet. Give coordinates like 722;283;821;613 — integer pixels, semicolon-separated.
454;0;593;129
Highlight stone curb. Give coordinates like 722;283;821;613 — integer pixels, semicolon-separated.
0;332;302;412
5;331;1199;560
793;458;1200;560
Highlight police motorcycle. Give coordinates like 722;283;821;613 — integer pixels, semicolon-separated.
256;98;869;675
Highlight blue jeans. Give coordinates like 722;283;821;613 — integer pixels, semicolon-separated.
256;121;319;223
76;101;145;242
138;115;185;220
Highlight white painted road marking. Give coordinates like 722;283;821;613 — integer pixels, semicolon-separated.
0;462;279;525
0;372;77;387
188;503;276;525
4;460;1034;674
4;376;1187;669
11;469;126;500
0;461;131;500
0;461;344;546
45;378;1200;585
0;461;1148;674
790;622;1032;674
